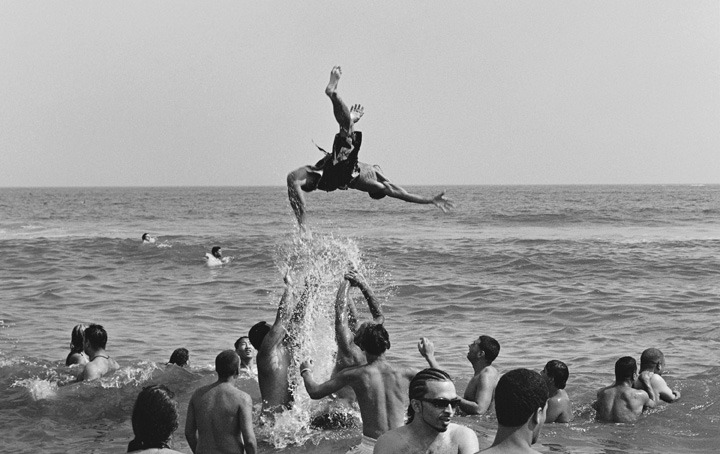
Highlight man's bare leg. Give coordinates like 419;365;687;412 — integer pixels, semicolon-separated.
326;66;354;132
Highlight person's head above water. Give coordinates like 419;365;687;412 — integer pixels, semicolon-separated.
248;321;272;350
128;384;178;452
211;246;222;259
83;324;108;351
639;348;665;373
615;356;637;382
141;233;156;243
358;323;390;356
70;324;86;353
543;360;569;390
215;349;240;379
168;348;189;367
495;368;549;428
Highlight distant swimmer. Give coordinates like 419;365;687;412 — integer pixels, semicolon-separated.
633;348;681;403
168;348;189;368
205;246;230;266
65;324;88;367
593;356;656;423
77;324;120;382
287;66;454;229
142;233;157;244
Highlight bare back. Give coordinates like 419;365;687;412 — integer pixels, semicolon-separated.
595;384;651;423
187;382;251;454
346;360;413;439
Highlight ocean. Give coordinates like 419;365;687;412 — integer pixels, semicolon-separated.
0;185;718;454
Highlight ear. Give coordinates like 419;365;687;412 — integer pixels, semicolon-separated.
531;402;548;426
411;399;422;413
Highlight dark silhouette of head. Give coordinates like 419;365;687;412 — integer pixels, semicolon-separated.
168;348;189;367
615;356;637;382
70;324;86;353
544;360;569;389
215;350;239;379
128;384;178;452
211;246;222;258
84;324;108;350
478;335;500;364
495;368;549;427
248;321;271;350
358;323;390;356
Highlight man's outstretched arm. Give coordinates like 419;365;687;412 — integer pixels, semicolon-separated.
345;271;384;325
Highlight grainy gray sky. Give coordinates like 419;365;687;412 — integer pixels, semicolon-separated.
1;1;718;187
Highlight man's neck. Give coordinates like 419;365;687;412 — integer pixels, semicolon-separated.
492;425;534;452
88;348;106;361
615;379;634;388
241;358;253;368
471;359;488;375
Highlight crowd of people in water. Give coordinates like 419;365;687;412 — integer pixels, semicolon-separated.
62;67;681;453
65;267;681;454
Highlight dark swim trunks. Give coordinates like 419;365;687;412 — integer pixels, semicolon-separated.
316;131;362;192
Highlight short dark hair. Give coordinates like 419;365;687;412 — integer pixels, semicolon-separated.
128;384;178;452
84;324;108;350
615;356;637;381
545;360;569;389
168;348;189;367
234;336;250;350
479;335;500;364
142;233;149;241
248;322;271;350
639;348;664;371
359;324;390;356
211;246;221;256
216;350;239;379
495;368;549;427
407;368;453;423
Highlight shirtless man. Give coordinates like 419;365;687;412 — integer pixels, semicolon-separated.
248;270;314;414
234;336;256;378
419;335;500;415
300;324;416;453
480;369;548;454
633;348;681;403
374;368;479;454
185;350;256;454
593;356;656;423
286;66;454;229
77;324;120;382
541;360;572;423
333;271;384;375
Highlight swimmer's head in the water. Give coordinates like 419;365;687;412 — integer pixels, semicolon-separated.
141;233;156;243
211;246;222;259
249;321;272;350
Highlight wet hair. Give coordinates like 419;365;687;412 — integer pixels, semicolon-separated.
544;360;569;389
234;336;250;350
640;348;664;371
215;350;239;379
615;356;637;382
406;368;453;423
84;324;108;350
359;323;390;356
128;384;178;452
495;368;549;427
211;246;221;257
478;335;500;364
248;322;271;350
70;324;86;353
168;348;189;367
142;233;149;241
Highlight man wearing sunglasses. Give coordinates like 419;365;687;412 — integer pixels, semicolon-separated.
374;368;480;454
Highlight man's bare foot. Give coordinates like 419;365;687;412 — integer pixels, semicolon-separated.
350;104;364;124
325;66;342;97
432;191;455;213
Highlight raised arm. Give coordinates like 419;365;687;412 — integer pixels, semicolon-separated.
335;280;355;354
417;337;441;369
345;271;384;325
300;360;353;399
237;394;257;454
264;271;294;349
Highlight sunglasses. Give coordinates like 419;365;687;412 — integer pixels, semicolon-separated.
418;397;461;410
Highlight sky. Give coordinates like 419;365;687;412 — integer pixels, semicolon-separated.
1;1;718;187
